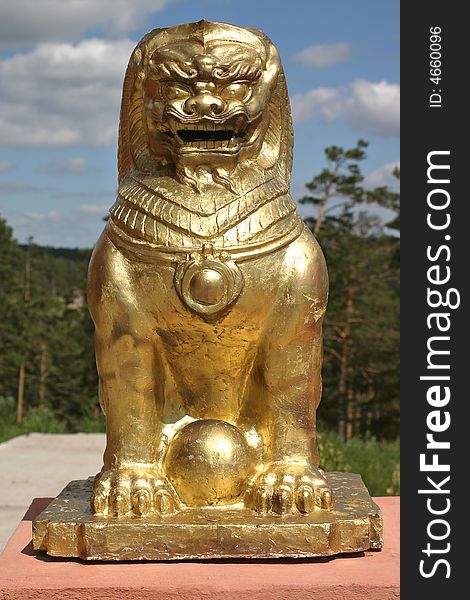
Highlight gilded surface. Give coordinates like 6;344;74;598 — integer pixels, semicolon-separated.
32;474;383;560
33;20;382;559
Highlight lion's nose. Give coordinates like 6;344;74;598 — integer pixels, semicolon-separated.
183;93;225;117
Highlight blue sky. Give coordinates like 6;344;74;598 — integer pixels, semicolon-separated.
0;0;399;247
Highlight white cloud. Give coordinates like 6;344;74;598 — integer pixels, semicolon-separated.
291;87;344;124
39;157;87;176
0;160;14;172
0;0;173;49
79;204;109;215
292;79;400;137
346;80;400;137
364;161;400;190
0;180;47;194
50;191;114;200
0;38;135;148
293;43;351;69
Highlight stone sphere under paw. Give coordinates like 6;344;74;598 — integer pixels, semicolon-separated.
163;419;253;507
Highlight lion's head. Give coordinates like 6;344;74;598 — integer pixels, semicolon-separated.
118;21;293;193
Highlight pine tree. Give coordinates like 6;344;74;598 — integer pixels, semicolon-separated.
301;143;400;439
0;216;23;401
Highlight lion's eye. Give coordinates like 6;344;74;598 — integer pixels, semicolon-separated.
220;83;249;101
164;84;191;100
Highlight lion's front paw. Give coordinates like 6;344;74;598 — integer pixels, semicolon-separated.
246;462;333;515
91;466;179;517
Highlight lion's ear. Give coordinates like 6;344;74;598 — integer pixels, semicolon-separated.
264;42;281;87
132;47;142;67
135;27;166;70
246;28;280;86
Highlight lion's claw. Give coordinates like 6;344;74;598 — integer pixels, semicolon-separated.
254;484;273;514
91;467;178;516
247;462;334;515
296;484;315;514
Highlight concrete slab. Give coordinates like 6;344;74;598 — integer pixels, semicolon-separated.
0;433;105;550
0;497;400;599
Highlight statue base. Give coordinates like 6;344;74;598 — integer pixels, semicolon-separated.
32;472;382;561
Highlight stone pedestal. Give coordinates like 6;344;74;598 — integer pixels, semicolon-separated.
0;496;399;600
32;472;382;560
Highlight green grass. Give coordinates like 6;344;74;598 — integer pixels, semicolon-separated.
318;430;400;496
0;396;105;442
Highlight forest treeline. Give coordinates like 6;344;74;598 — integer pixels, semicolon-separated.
0;140;400;443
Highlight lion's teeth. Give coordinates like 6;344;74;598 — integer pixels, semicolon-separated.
234;116;244;133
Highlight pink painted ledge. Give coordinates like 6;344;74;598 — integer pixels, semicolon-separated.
0;496;399;600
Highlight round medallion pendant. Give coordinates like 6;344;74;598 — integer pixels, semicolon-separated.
189;268;226;306
175;257;244;316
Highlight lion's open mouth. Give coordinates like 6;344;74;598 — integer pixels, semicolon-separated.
176;128;238;149
164;121;249;151
177;129;233;143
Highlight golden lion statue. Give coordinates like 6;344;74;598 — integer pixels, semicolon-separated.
87;20;333;518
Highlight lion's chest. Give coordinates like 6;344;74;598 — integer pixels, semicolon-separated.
155;260;273;366
132;256;278;413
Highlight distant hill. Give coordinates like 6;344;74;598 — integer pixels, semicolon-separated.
18;244;92;262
